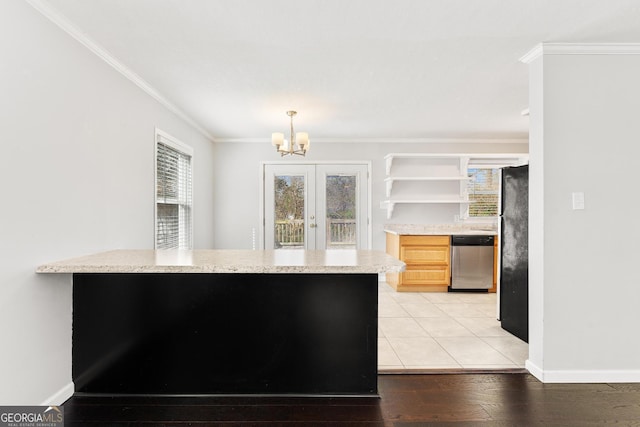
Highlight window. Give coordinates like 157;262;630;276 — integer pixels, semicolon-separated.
155;130;193;249
467;168;500;217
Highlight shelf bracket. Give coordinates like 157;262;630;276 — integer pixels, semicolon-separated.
386;201;395;219
385;156;394;176
385;179;393;198
459;156;470;173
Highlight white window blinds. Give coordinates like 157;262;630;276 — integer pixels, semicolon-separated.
156;132;193;249
467;168;500;217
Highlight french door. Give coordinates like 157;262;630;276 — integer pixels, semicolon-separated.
263;163;370;250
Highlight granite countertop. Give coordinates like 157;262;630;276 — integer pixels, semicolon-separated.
36;249;406;274
384;223;498;236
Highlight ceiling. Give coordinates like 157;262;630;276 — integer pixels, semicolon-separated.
34;0;640;142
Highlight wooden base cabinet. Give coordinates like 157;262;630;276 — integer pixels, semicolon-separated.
386;234;450;292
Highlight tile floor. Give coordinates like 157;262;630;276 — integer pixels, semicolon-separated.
377;281;528;370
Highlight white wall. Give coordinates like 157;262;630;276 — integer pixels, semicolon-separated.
527;48;640;381
212;141;527;251
0;1;215;404
527;56;545;374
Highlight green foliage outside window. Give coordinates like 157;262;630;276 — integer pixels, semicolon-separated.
468;168;499;217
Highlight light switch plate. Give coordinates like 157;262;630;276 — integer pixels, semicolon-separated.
572;192;585;210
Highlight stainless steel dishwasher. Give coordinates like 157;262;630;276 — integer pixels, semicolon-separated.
450;235;494;290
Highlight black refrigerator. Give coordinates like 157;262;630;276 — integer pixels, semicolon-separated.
500;165;529;342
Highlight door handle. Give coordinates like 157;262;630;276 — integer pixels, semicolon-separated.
309;223;317;228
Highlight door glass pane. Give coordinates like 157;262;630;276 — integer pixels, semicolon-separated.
273;175;305;249
325;175;357;249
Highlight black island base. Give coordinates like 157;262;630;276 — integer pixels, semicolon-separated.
72;272;378;396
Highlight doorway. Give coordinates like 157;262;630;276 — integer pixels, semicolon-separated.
262;163;370;250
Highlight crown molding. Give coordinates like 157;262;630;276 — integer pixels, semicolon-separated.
521;43;640;64
216;137;529;144
25;0;215;141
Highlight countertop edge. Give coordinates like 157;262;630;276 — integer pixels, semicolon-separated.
36;249;406;275
36;266;406;274
383;227;498;236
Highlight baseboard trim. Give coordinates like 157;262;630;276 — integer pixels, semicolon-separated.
525;360;640;383
542;370;640;383
525;359;544;381
41;382;74;406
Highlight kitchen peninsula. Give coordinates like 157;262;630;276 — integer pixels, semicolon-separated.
37;249;404;396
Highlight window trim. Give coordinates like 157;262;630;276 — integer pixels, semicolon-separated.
154;128;194;249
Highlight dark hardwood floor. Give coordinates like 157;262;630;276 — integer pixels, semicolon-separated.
62;373;640;426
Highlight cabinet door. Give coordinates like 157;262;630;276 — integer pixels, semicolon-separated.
401;235;450;246
401;245;450;266
403;267;450;286
400;236;450;266
399;235;450;290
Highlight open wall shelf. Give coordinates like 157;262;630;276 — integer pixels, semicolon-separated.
382;153;528;219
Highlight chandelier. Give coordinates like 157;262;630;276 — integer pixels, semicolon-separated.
271;110;310;156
